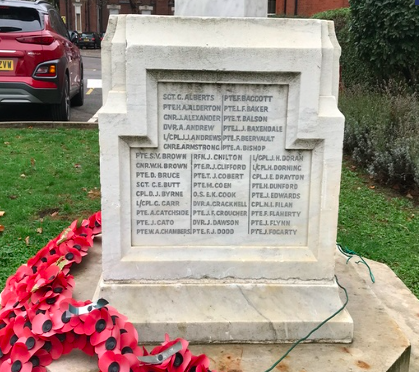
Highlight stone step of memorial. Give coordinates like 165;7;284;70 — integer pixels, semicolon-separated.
50;241;413;372
96;279;353;343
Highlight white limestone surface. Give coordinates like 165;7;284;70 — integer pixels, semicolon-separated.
175;0;267;17
96;279;353;343
97;15;350;342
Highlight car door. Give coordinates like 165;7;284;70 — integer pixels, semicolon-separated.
48;9;81;95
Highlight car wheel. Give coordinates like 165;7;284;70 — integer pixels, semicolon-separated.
71;73;84;107
51;75;70;121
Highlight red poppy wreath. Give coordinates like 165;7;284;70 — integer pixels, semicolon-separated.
0;212;217;372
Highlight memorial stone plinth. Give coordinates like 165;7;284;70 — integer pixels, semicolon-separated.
97;15;353;343
175;0;267;17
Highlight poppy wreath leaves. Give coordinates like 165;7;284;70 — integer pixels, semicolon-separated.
0;212;218;372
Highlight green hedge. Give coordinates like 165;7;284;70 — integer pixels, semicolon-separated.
311;8;377;89
349;0;419;87
313;8;419;190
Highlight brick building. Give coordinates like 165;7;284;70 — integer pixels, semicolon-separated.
59;0;348;36
59;0;174;33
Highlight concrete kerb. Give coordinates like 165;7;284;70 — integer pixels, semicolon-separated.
0;122;98;129
80;49;102;58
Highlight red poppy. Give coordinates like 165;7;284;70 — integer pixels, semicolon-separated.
10;304;27;320
13;328;44;359
60;235;92;258
0;355;32;372
14;280;32;305
1;265;32;306
0;320;17;355
57;243;83;266
169;349;192;372
12;316;32;339
64;332;87;353
1;339;38;372
83;308;114;344
10;342;34;366
59;220;94;246
98;351;131;372
119;323;142;357
0;301;21;324
31;313;56;338
106;306;128;326
52;274;75;297
27;242;60;272
87;211;102;235
31;289;59;312
30;348;53;372
3;264;31;291
121;351;140;370
144;336;189;371
136;363;165;372
80;336;95;356
94;330;121;358
27;264;63;295
186;355;212;372
65;299;93;335
39;279;73;311
41;335;64;359
51;307;73;334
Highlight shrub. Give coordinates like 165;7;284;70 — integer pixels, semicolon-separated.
340;84;419;189
311;8;376;89
349;0;419;87
311;8;349;33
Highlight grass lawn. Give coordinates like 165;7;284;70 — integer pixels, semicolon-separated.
338;162;419;297
0;128;101;287
0;128;418;298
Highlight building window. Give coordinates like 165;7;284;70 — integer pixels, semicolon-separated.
139;5;153;14
74;4;82;32
268;0;276;14
107;4;121;15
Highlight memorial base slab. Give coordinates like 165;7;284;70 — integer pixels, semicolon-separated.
95;279;353;343
47;240;412;372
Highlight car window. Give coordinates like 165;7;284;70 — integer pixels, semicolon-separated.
48;9;68;38
0;6;42;32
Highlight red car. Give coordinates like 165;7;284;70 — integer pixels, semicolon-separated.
0;0;84;121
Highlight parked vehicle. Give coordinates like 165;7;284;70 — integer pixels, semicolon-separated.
69;30;81;46
0;0;84;121
78;32;101;49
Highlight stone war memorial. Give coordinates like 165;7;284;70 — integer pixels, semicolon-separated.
96;0;354;344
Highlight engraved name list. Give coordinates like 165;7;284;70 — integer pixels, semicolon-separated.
130;82;311;247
